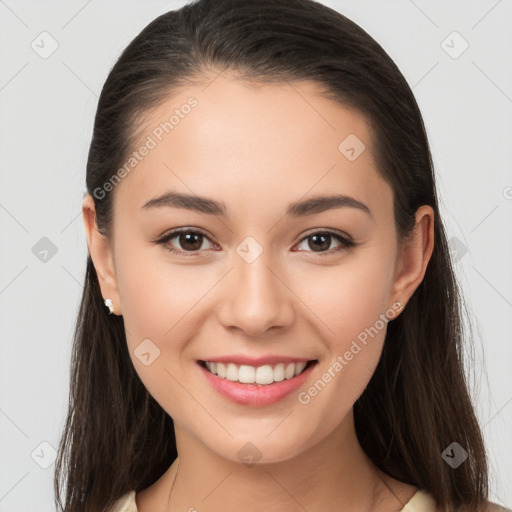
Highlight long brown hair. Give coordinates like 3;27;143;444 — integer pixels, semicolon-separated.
54;1;488;510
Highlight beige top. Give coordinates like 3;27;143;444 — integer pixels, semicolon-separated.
109;488;511;512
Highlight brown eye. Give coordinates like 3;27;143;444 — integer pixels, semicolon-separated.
175;232;204;251
306;233;332;252
295;231;355;256
155;229;215;256
154;228;356;258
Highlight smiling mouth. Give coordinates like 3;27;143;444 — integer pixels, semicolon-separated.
198;360;318;386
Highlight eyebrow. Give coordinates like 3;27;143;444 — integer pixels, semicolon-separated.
141;191;372;218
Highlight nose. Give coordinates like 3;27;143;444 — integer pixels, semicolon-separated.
216;251;294;337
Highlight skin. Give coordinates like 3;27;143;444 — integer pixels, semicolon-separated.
82;72;434;511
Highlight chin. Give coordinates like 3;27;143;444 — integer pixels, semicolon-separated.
208;431;315;467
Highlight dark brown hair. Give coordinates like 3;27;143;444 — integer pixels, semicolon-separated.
54;1;488;510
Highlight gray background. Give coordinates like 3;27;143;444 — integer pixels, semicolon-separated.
0;1;511;510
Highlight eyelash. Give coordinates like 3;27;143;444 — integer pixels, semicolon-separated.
153;227;357;258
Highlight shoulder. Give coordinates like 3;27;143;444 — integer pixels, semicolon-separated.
400;490;512;512
487;502;512;512
107;490;138;512
400;489;437;511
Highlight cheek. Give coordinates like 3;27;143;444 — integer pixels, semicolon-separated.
294;251;393;348
291;254;392;411
115;249;218;402
115;243;210;340
295;304;388;443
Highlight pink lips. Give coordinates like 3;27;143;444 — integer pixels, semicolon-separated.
198;360;316;407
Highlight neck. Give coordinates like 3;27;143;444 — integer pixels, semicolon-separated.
137;410;417;512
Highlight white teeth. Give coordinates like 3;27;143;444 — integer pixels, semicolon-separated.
216;362;226;378
273;363;285;382
239;365;256;384
284;363;295;380
226;363;239;381
203;360;311;385
255;365;274;385
294;361;307;376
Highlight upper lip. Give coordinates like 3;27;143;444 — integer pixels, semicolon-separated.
199;355;316;366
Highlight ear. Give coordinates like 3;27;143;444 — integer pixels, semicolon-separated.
82;193;121;315
391;205;435;308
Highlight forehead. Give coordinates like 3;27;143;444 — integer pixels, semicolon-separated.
112;72;391;221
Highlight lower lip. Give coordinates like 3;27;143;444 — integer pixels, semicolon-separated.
198;361;316;407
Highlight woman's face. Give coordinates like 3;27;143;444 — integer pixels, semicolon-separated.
87;73;427;464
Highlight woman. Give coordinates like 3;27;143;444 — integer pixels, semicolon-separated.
54;0;510;511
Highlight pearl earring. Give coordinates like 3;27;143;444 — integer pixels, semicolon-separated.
104;298;114;315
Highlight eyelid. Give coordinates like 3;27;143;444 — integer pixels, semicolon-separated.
298;227;353;242
153;227;217;255
154;227;356;257
294;229;356;256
